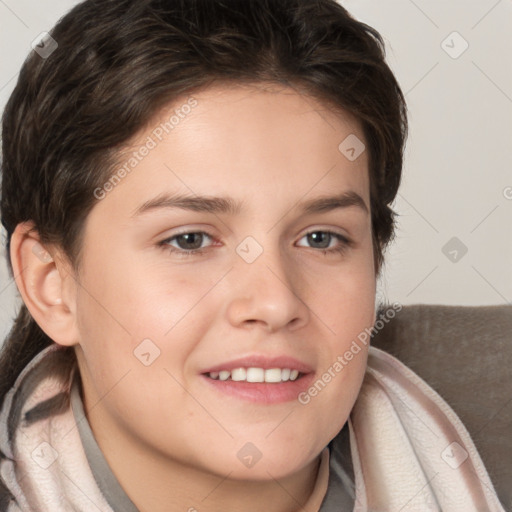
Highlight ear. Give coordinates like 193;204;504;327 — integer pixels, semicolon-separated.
9;221;79;347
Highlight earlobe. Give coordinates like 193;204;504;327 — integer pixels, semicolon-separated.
9;221;79;347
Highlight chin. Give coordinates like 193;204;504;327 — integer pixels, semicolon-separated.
220;456;314;482
196;437;317;482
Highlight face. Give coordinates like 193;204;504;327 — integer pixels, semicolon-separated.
73;82;376;481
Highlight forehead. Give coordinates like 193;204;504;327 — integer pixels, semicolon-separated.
147;81;366;154
96;82;370;218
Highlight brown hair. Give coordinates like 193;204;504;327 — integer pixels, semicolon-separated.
0;0;407;409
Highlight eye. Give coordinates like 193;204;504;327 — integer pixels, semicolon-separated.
296;230;352;255
158;231;215;257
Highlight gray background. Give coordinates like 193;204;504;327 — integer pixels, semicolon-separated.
1;0;511;346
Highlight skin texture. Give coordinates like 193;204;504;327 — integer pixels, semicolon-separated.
11;83;377;512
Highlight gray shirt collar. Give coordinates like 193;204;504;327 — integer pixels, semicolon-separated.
70;371;140;511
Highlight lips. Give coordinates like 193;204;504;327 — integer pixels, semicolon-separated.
200;369;316;404
199;354;315;403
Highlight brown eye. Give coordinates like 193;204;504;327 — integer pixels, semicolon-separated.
173;232;205;251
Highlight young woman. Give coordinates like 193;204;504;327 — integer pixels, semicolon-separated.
0;0;505;510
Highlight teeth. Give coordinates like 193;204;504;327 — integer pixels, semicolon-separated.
207;367;301;383
231;368;246;381
264;368;282;383
247;367;264;382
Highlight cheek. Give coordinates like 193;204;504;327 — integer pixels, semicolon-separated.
74;248;211;402
315;264;376;340
77;241;169;338
301;259;375;436
306;346;369;442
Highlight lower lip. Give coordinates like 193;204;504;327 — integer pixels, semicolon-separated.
200;373;316;404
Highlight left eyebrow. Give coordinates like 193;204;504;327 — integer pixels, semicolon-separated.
300;191;369;215
130;190;369;218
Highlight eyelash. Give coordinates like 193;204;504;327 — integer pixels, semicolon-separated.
157;229;352;258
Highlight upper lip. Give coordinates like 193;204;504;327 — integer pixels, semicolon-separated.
201;355;314;374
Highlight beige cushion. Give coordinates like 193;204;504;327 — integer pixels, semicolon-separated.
372;303;512;510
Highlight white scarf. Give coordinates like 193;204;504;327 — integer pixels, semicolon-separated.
0;344;506;511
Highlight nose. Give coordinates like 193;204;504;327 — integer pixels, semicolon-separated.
225;245;311;333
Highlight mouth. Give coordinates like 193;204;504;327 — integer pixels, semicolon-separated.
200;366;314;404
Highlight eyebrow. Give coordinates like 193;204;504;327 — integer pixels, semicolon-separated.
131;190;369;218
